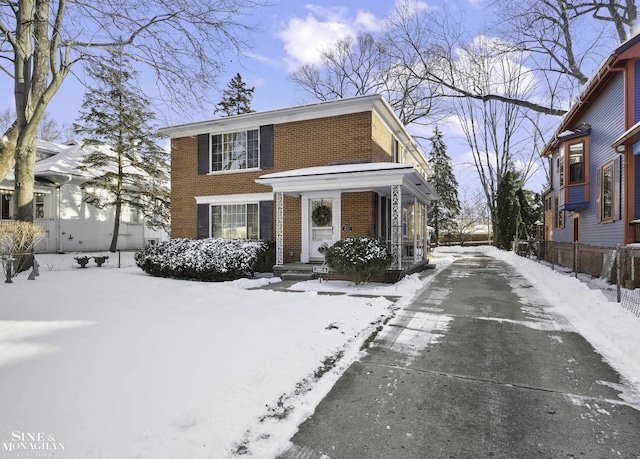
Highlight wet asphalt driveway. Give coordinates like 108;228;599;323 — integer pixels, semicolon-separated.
281;252;640;459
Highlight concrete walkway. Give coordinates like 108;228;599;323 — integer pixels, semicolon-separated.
280;251;640;458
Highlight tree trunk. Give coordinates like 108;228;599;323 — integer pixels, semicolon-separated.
109;201;122;252
0;125;18;182
13;134;36;223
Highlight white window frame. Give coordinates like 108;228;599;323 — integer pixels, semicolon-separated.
209;129;260;174
196;193;273;239
210;203;259;239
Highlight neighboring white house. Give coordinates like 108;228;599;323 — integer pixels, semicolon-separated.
0;139;168;253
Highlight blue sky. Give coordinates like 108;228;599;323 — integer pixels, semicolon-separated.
3;0;541;193
0;0;485;126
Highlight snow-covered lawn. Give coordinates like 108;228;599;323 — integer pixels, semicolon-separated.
0;253;429;458
0;246;638;458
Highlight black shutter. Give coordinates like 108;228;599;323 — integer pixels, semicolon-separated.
260;125;274;170
197;204;209;239
259;201;274;240
197;134;209;175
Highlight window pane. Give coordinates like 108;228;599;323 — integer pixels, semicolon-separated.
1;195;10;219
35;195;45;219
211;206;222;238
223;204;246;238
247;129;259;169
211;135;223;172
569;143;584;182
247;203;259;239
225;132;248;170
603;166;613;220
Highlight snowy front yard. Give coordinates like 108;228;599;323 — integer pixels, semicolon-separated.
0;254;427;458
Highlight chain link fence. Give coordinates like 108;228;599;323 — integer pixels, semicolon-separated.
2;250;138;282
514;240;640;317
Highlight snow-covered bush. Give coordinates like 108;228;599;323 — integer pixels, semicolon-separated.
324;237;392;284
135;238;272;281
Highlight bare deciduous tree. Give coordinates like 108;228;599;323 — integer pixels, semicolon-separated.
0;0;266;223
2;108;72;143
290;32;445;125
489;0;637;107
451;37;539;244
448;188;489;245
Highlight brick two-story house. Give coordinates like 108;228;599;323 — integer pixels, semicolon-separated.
160;94;438;274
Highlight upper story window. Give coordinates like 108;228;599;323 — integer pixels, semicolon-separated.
211;129;259;172
557;146;565;188
568;142;585;183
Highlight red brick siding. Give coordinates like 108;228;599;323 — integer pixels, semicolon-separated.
341;192;376;238
170;111;394;240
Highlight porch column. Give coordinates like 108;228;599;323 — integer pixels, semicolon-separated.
413;196;419;264
275;192;284;266
391;185;402;270
422;203;428;260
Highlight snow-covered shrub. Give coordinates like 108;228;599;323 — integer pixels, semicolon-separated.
324;237;392;284
135;238;272;281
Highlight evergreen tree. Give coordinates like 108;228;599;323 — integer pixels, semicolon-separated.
73;51;170;252
215;73;255;116
426;128;460;246
495;171;542;250
495;170;519;250
517;189;543;241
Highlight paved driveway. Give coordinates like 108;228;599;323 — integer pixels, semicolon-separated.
282;252;640;458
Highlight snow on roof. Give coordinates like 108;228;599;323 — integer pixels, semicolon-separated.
33;140;147;180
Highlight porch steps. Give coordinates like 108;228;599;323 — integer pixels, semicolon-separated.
279;271;317;281
273;262;321;281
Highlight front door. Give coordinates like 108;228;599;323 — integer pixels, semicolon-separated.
309;198;334;262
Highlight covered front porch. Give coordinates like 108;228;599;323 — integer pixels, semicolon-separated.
256;162;439;278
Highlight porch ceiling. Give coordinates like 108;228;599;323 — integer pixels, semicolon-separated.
255;162;439;203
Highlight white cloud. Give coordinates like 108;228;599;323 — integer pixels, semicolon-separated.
355;11;384;31
275;4;385;70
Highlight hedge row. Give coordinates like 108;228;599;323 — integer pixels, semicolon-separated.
135;238;272;281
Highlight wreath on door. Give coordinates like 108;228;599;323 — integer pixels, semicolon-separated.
312;204;332;227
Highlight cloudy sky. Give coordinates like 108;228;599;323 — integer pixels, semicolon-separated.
238;0;483;110
1;0;546;192
203;0;497;189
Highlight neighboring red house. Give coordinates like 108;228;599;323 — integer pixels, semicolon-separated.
159;95;438;275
